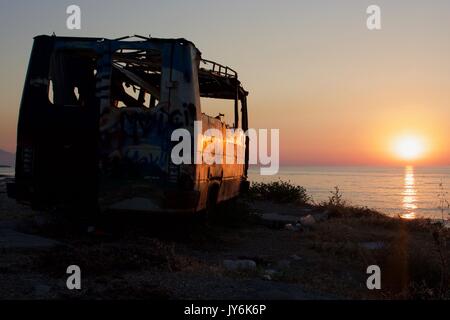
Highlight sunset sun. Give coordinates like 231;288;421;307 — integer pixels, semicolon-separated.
392;135;426;161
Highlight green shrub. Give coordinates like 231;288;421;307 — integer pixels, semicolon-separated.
248;180;310;204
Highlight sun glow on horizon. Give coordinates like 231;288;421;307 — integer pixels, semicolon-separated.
392;135;427;161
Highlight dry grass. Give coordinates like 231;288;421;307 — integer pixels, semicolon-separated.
296;208;450;299
2;180;450;300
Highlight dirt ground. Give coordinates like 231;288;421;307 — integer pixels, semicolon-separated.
0;180;449;300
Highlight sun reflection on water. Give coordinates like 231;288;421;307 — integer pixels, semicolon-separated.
401;166;417;219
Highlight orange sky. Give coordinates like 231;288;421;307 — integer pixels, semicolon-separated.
0;0;449;166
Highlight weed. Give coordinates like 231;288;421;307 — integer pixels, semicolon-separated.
248;180;310;204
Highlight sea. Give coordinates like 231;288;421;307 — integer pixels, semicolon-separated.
2;165;450;220
249;166;450;220
0;166;14;179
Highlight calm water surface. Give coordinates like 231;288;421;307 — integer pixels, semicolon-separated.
249;166;450;220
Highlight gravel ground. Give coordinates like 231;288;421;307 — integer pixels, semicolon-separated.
2;181;445;300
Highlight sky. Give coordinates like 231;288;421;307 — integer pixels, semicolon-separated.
0;0;449;166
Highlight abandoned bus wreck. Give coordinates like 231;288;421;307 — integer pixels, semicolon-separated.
7;35;250;215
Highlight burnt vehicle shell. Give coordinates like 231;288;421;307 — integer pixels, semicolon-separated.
7;35;249;215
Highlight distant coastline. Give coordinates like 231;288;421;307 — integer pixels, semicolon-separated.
0;149;15;167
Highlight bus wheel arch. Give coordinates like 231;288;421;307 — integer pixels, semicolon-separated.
206;182;220;214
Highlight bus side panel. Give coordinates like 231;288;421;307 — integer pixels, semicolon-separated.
195;114;246;211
